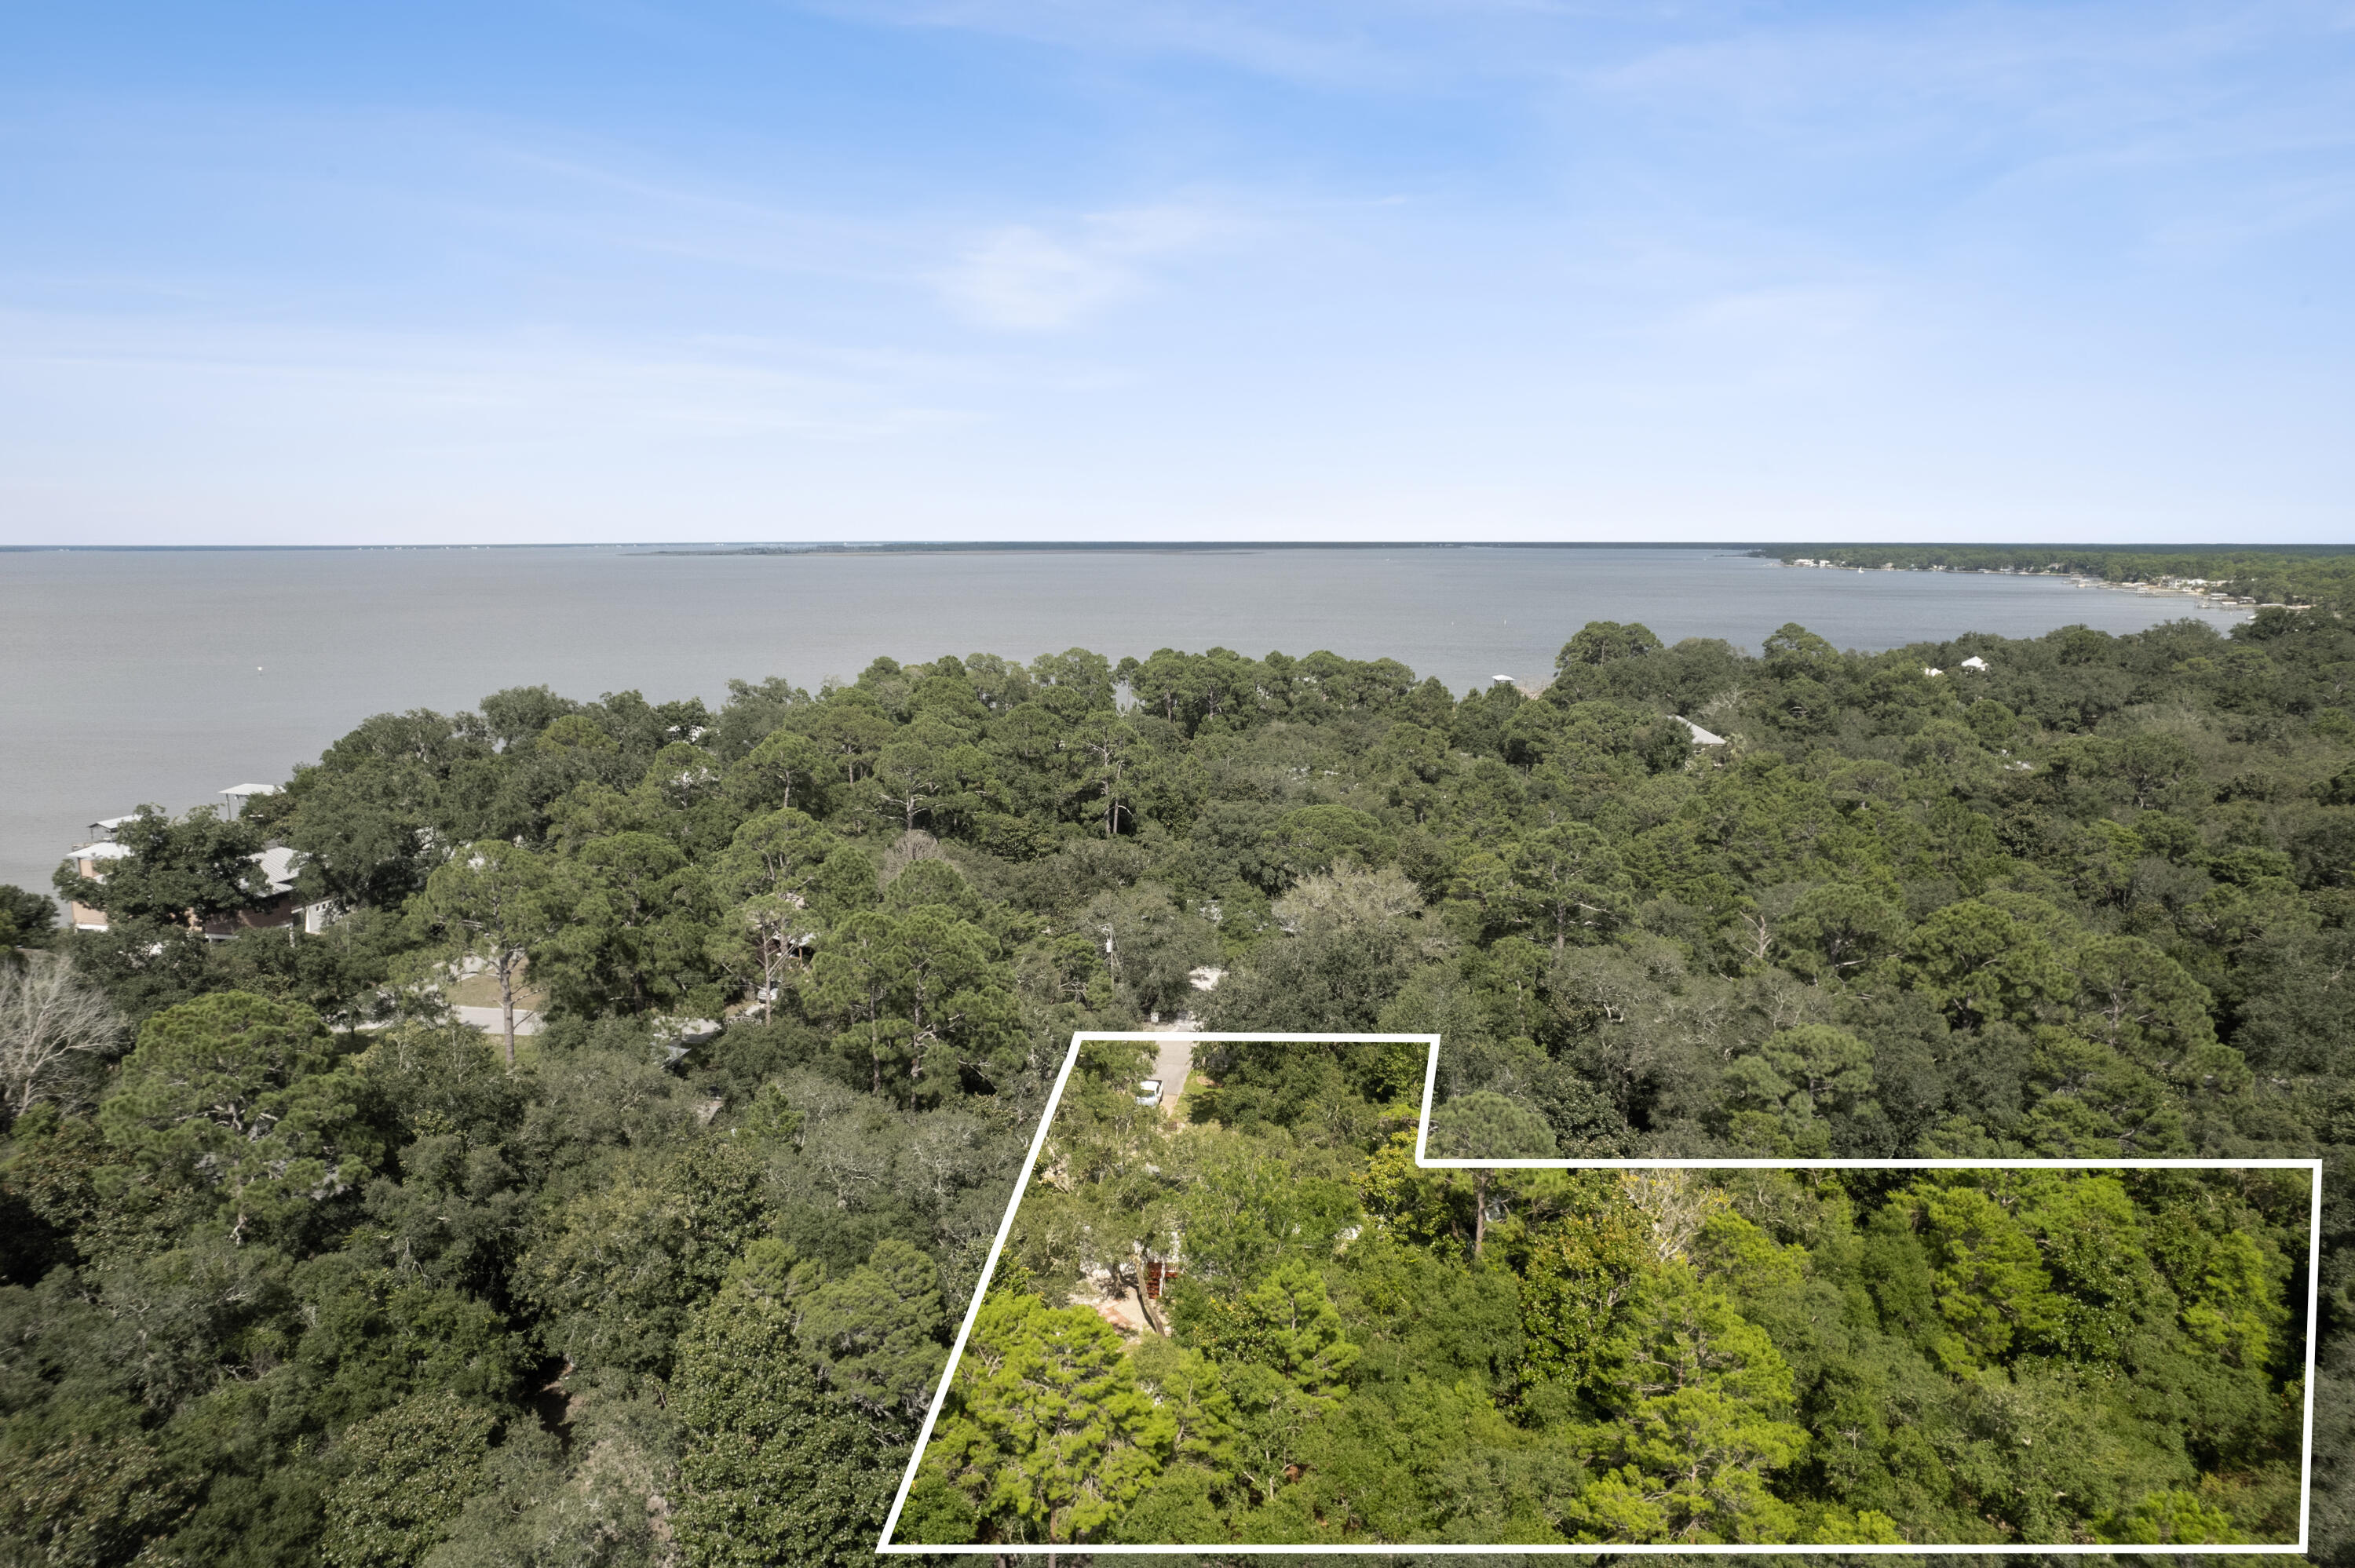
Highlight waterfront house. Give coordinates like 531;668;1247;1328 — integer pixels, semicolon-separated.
66;787;327;938
63;840;132;932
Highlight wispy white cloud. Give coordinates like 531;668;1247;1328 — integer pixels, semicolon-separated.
1656;282;1893;392
1579;2;2355;171
801;0;1418;85
2141;170;2355;261
0;308;974;456
937;203;1234;329
809;0;2355;113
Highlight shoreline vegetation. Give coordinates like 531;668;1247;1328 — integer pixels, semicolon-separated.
1758;545;2355;617
2;584;2350;1566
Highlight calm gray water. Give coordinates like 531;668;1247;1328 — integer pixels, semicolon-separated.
0;545;2244;899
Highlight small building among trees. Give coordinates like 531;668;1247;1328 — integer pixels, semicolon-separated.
60;787;325;939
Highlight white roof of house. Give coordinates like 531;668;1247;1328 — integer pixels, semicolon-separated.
221;783;280;797
89;815;135;833
1674;716;1726;746
258;845;301;894
61;842;303;901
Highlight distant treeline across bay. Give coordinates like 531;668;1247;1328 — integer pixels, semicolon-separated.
1757;544;2355;611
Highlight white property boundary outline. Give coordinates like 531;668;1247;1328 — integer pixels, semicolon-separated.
877;1034;2325;1556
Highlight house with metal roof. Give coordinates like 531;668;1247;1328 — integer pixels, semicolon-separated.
1674;716;1727;746
64;785;326;938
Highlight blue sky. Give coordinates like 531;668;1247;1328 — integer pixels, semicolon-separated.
2;2;2350;545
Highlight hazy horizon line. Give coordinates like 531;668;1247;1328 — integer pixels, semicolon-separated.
7;541;2349;556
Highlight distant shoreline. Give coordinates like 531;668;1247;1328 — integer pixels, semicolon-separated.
2;541;1740;556
1774;560;2262;614
643;542;1749;558
6;540;2344;556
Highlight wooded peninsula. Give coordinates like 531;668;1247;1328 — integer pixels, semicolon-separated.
3;589;2351;1565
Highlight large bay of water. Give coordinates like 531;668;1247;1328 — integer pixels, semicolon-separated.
0;545;2245;897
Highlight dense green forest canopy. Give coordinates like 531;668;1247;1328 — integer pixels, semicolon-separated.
911;1037;2310;1547
2;603;2352;1565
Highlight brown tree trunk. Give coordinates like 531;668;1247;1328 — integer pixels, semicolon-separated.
498;957;517;1069
1474;1168;1490;1259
